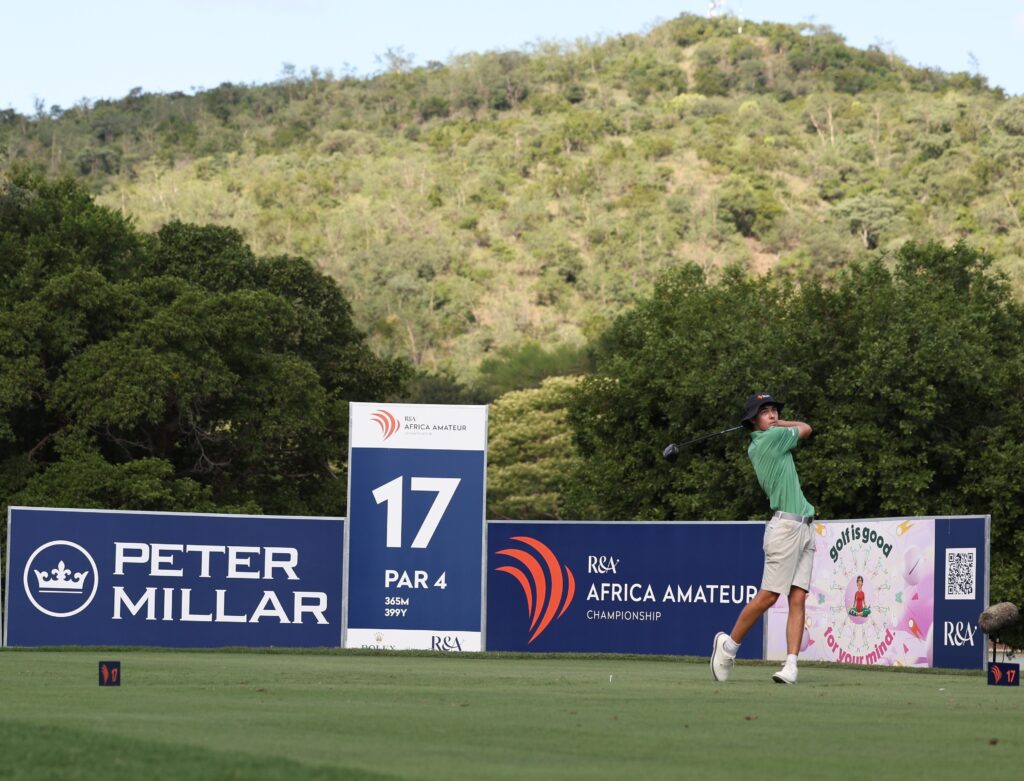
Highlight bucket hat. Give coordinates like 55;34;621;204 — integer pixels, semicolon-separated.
741;392;784;429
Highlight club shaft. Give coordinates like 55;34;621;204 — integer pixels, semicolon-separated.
674;425;743;447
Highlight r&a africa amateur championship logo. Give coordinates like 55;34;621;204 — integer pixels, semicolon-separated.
371;409;401;441
23;540;99;618
496;536;575;643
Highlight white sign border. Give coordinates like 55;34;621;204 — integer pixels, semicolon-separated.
342;402;489;651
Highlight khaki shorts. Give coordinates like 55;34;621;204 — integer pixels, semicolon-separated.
761;515;815;594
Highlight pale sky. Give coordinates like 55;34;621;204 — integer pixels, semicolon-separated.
2;1;1022;115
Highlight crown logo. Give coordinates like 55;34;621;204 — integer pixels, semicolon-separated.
34;560;89;593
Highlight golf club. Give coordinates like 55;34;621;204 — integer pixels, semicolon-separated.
663;425;744;461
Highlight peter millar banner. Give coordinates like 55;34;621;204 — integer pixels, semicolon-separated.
344;403;487;651
3;507;345;648
765;516;989;669
486;521;765;656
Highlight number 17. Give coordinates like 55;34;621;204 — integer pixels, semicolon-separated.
372;477;461;549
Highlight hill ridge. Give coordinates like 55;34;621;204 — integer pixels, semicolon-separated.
2;13;1021;382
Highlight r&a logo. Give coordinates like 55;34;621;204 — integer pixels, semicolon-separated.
943;621;977;647
431;635;464;652
587;555;619;574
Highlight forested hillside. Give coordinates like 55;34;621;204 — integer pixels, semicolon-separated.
2;13;1023;389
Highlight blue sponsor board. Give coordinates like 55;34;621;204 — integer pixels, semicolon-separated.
4;507;344;648
345;403;487;651
486;521;765;657
933;516;989;669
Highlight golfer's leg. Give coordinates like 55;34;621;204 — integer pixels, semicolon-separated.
785;523;816;656
730;589;780;643
734;518;793;643
786;586;808;655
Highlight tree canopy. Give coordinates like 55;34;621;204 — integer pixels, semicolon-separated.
565;241;1024;613
486;375;582;520
0;171;405;526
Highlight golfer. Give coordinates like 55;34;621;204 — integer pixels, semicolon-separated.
711;392;814;685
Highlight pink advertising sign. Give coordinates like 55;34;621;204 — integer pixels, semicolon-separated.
766;518;936;666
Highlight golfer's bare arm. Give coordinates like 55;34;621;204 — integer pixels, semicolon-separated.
773;420;812;439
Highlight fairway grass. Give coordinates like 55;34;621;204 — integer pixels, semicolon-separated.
1;650;1021;780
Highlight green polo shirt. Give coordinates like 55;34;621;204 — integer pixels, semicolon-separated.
748;425;814;517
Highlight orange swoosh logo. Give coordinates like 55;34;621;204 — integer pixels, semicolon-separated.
370;409;401;440
496;536;575;643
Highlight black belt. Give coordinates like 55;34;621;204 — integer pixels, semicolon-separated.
773;511;815;524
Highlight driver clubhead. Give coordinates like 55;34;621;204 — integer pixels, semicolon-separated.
662;443;680;462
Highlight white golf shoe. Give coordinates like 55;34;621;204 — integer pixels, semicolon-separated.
772;663;798;684
710;632;736;682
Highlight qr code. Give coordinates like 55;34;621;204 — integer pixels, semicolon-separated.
945;548;976;600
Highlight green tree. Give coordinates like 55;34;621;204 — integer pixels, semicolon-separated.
565;242;1024;611
832;192;900;249
716;176;783;238
564;263;774;522
476;340;591;400
0;171;405;527
487;376;582;519
403;369;487;405
693;66;733;97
